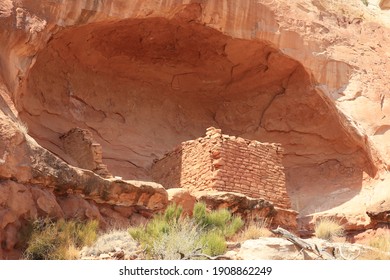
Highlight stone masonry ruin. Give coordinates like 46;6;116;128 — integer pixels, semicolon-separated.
152;127;291;209
60;128;112;178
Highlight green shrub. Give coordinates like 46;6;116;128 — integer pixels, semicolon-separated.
129;202;244;258
205;208;231;228
23;218;99;260
128;216;169;255
200;231;227;256
128;205;183;255
151;219;201;259
193;202;244;237
225;216;245;238
163;203;183;223
193;202;207;225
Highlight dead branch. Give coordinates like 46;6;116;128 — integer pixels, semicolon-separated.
338;244;361;260
183;253;232;260
271;226;334;260
180;248;232;260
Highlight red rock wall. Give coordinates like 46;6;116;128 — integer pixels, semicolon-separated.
152;128;291;208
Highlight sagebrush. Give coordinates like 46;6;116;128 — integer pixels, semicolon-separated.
128;203;244;259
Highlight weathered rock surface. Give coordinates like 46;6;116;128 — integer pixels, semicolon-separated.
380;0;390;9
0;108;168;258
238;238;307;260
167;188;196;216
0;0;389;257
367;200;390;224
237;237;377;260
194;190;297;231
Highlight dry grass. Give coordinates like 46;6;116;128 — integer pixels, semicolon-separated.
360;250;390;260
368;234;390;251
359;233;390;260
13;119;28;136
23;219;99;260
235;218;272;242
314;217;344;241
63;244;80;260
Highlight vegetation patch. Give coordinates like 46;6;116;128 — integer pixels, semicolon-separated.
236;217;272;241
23;218;99;260
128;203;244;259
359;233;390;260
314;217;344;241
81;229;138;258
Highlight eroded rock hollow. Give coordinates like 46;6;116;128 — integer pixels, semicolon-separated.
18;15;374;216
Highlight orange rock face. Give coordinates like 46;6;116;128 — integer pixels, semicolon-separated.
0;0;389;257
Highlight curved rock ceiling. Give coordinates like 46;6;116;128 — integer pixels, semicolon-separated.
17;17;373;215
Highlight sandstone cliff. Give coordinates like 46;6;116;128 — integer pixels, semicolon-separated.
0;0;389;258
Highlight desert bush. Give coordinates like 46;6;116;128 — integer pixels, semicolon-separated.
200;231;227;256
151;219;201;259
23;218;99;260
81;229;138;258
128;204;184;257
163;203;183;223
128;214;171;255
314;217;344;241
129;202;244;258
193;202;244;238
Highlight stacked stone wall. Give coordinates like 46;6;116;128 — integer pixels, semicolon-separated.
151;128;291;208
60;128;111;178
151;136;216;192
210;136;290;208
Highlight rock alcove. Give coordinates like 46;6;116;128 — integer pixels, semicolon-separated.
17;16;373;217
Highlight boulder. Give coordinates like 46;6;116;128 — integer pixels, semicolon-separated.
237;238;306;260
237;237;376;260
167;188;196;215
366;200;390;225
194;190;297;230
